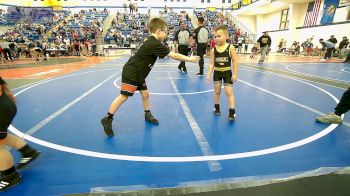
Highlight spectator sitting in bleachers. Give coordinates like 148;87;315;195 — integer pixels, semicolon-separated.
31;41;44;61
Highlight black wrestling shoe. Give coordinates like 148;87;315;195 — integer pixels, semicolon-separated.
16;150;41;170
0;172;22;192
101;117;114;137
178;65;182;72
213;105;220;116
228;109;236;121
145;112;159;125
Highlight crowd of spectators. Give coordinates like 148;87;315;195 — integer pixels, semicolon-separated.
0;8;108;63
277;35;349;60
104;11;149;47
2;6;346;63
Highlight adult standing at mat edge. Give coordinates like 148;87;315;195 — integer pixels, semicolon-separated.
194;17;209;76
257;31;271;63
174;21;191;74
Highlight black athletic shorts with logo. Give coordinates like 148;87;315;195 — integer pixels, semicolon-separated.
213;70;233;85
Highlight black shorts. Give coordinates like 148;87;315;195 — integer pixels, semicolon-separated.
0;114;16;139
0;110;17;140
120;77;148;96
213;70;233;85
0;97;17;140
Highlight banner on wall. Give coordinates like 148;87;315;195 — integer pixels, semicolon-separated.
51;5;62;11
206;7;217;12
241;0;252;6
232;3;240;10
320;0;340;25
303;0;322;27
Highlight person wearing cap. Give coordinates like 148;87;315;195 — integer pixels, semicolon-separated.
328;35;337;45
339;36;349;59
328;35;337;57
319;38;335;60
257;31;271;63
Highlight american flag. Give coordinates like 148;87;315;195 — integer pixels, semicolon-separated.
303;0;322;27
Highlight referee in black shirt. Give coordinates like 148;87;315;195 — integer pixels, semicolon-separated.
194;17;209;76
174;21;191;73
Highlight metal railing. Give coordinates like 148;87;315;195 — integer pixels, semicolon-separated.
225;11;257;42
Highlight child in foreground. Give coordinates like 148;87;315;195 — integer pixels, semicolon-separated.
206;26;238;120
101;18;200;136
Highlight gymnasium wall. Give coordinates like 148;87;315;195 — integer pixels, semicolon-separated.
246;1;349;50
296;23;350;46
292;2;349;47
256;11;281;33
333;6;349;22
292;2;349;27
236;15;257;34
